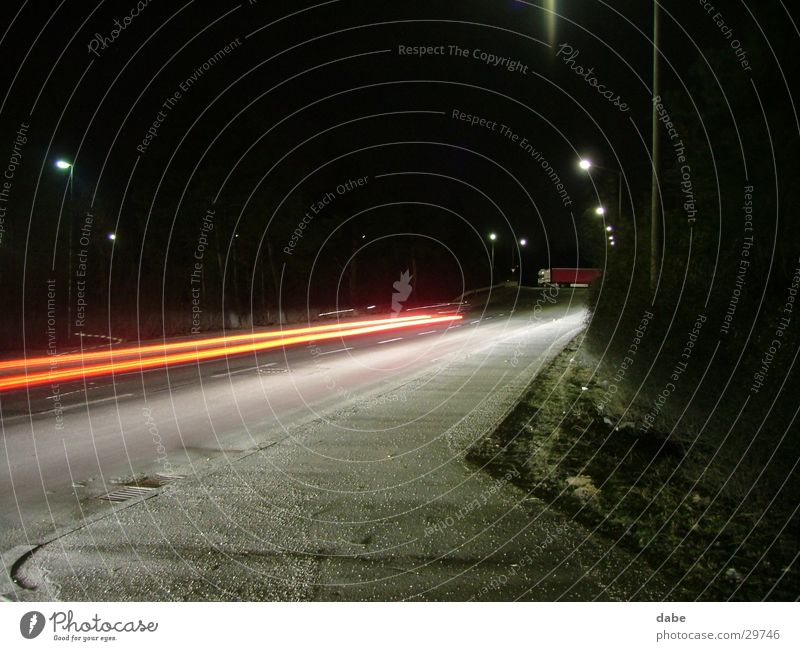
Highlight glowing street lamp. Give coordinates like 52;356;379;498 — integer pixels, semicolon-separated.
55;158;78;341
580;155;623;229
606;225;613;232
488;232;497;273
108;233;116;241
55;159;75;199
595;206;605;216
511;238;528;278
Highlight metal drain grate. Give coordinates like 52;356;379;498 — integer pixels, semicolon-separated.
96;485;156;502
94;473;186;502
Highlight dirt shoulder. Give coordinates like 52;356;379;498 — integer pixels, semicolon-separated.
469;334;798;601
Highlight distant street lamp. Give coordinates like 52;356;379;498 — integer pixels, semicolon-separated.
108;233;116;241
595;206;605;216
488;232;497;273
606;225;613;232
519;238;527;246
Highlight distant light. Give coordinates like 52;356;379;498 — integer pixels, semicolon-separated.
579;159;592;170
489;232;497;241
610;241;616;247
595;206;605;216
366;305;376;310
606;225;613;232
361;234;366;239
55;160;72;169
108;233;116;241
520;238;527;246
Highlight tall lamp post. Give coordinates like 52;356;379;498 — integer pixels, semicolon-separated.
55;159;74;343
649;1;661;291
488;232;497;276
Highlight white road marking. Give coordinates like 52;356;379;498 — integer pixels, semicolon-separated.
140;362;199;374
212;363;276;378
416;330;436;336
61;393;134;412
316;347;353;356
377;338;403;345
45;387;101;400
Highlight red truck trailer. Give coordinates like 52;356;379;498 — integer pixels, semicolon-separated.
538;267;601;287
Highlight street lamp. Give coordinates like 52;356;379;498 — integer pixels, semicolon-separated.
55;159;75;342
606;225;613;232
595;206;605;216
579;156;622;226
108;233;116;241
511;237;528;278
650;0;661;290
488;232;497;275
55;159;74;199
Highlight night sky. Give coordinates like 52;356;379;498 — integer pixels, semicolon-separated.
0;1;797;343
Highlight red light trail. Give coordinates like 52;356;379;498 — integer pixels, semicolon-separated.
0;314;461;392
0;314;436;373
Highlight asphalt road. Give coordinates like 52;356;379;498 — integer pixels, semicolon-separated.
0;309;466;552
2;290;665;600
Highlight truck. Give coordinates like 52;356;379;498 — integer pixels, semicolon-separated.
538;267;601;287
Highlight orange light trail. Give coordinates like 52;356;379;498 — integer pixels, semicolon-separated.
0;314;440;372
0;314;461;392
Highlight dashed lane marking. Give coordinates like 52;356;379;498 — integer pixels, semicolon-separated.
212;362;277;378
316;347;354;356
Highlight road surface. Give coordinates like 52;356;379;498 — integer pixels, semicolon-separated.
2;290;664;600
